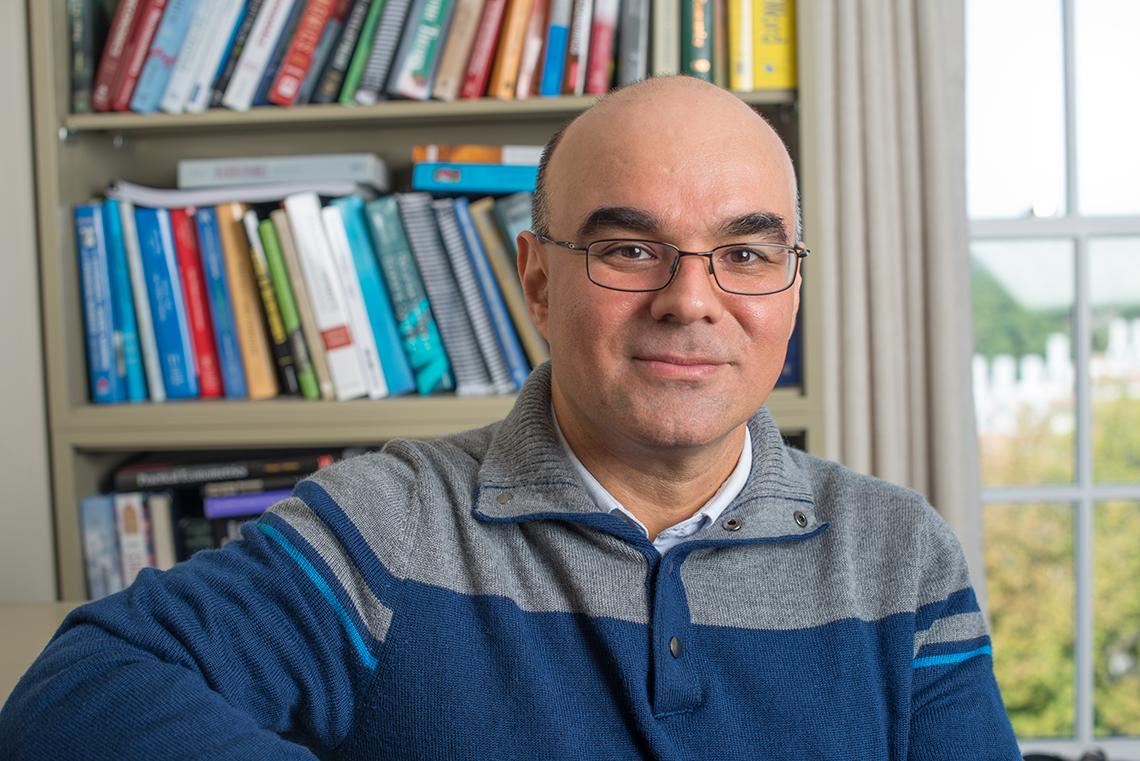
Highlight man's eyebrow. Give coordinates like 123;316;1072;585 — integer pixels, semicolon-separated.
576;206;663;239
715;212;789;242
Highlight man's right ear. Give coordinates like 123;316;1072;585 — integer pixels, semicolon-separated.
517;231;550;340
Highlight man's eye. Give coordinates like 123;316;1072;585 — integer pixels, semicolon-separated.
600;243;657;261
721;247;773;265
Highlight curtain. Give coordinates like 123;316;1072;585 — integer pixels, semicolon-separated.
798;0;986;607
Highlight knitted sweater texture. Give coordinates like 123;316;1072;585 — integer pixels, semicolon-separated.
0;364;1020;759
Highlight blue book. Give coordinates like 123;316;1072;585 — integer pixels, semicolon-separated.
777;317;802;387
194;207;248;399
130;0;200;113
539;24;570;96
102;199;148;402
411;163;538;195
332;195;416;396
252;0;307;106
80;494;124;600
453;198;530;389
134;206;199;399
75;204;122;403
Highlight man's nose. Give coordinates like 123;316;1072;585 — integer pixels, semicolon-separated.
647;254;727;324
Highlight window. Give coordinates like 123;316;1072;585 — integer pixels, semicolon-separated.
967;0;1140;755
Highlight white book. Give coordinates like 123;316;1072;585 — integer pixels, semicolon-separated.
320;205;388;400
146;492;178;570
731;0;752;90
184;1;246;113
281;192;369;401
160;0;225;114
108;179;370;208
566;0;593;94
222;0;299;112
178;153;390;191
651;0;680;76
117;200;166;402
113;492;151;586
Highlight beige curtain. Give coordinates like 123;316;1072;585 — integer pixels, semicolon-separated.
798;0;986;604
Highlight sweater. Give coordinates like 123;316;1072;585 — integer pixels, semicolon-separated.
0;363;1021;760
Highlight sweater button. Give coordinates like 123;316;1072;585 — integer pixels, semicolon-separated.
794;511;808;528
722;516;743;532
669;636;682;658
497;492;514;504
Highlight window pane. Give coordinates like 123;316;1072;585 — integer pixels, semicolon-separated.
984;502;1075;737
1093;501;1140;736
1091;238;1140;482
967;0;1065;219
972;240;1075;486
1075;0;1140;215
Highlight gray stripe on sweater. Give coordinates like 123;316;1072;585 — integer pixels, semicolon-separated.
914;612;989;658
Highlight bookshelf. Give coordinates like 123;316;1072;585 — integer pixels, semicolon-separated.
29;2;825;601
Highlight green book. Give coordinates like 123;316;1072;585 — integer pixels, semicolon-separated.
258;219;320;400
680;0;713;81
339;0;388;104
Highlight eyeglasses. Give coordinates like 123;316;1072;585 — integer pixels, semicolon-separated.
532;233;810;296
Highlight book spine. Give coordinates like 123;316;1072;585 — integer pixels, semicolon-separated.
201;473;303;496
617;0;650;86
681;0;713;80
515;0;548;98
102;199;148;402
114;452;335;491
712;0;727;87
118;200;167;401
170;207;224;398
270;208;336;399
311;0;372;104
454;197;530;388
159;0;226;114
145;492;178;571
208;0;264;109
113;492;152;586
458;0;507;98
203;488;293;519
363;197;453;395
110;0;170;112
75;204;122;403
432;198;515;393
752;0;796;89
296;0;352;103
215;202;280;399
320;204;389;399
259;219;321;400
411;162;537;194
388;0;457;100
332;196;415;396
224;0;300;111
487;0;534;99
727;0;751;90
269;0;337;105
411;143;542;164
430;0;486;101
584;0;617;93
352;0;415;104
397;192;495;396
251;0;309;106
130;0;198;113
69;0;96;113
177;153;388;192
135;206;199;398
651;0;680;75
537;0;569;95
561;0;591;94
337;0;387;105
193;206;249;399
81;494;124;599
281;192;369;401
92;0;143;111
242;210;301;396
184;2;247;112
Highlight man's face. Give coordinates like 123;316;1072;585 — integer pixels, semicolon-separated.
520;85;801;458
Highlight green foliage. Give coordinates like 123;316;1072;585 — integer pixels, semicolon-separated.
971;259;1070;360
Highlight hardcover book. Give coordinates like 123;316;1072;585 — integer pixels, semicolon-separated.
311;0;373;104
209;0;266;108
538;0;570;96
194;206;250;399
178;153;389;192
430;0;486;101
269;0;338;105
117;200;167;402
80;494;124;600
387;0;458;100
243;209;302;396
458;0;507;98
584;0;618;94
487;0;534;98
296;0;354;104
183;2;248;112
258;218;321;400
411;162;538;194
109;0;170;111
102;198;149;402
75;203;122;403
92;0;144;111
169;207;224;398
130;0;198;113
752;0;796;89
222;0;299;111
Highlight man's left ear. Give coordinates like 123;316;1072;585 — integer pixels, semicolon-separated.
517;231;551;340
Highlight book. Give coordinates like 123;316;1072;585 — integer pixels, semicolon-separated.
102;199;149;402
561;0;591;94
110;0;170;112
362;197;453;395
537;0;570;96
130;0;198;113
75;203;122;403
468;196;549;366
434;198;516;393
778;315;801;387
681;0;714;81
178;153;389;191
487;0;534;99
117;200;167;402
386;0;457;100
242;209;301;396
223;0;299;111
210;0;266;108
114;451;337;491
397;193;495;396
339;0;386;104
215;202;280;400
146;492;178;571
412;144;543;164
491;191;534;250
194;206;249;399
331;195;416;396
113;492;152;586
617;0;650;86
183;1;248;112
651;0;680;76
80;494;124;600
458;0;507;98
270;209;336;399
203;488;293;519
311;0;372;104
160;0;235;114
752;0;796;89
515;0;549;98
92;0;144;111
201;473;305;496
726;0;751;91
69;0;116;113
282;192;370;400
296;0;354;103
134;206;199;399
352;0;416;104
712;0;727;88
269;0;338;105
251;0;310;107
411;162;538;194
169;207;224;398
430;0;485;101
109;179;373;207
259;218;321;400
584;0;618;94
320;204;389;399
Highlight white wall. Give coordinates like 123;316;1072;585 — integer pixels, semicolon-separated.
0;0;57;601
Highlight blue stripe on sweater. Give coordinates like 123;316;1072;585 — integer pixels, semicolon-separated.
258;522;378;671
913;645;992;669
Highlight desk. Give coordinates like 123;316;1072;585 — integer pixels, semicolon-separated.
0;602;82;705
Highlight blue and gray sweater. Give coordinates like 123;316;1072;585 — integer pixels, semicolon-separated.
0;364;1020;759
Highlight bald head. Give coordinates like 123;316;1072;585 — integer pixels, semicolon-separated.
531;76;800;241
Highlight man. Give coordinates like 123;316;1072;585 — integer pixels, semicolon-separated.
1;76;1020;759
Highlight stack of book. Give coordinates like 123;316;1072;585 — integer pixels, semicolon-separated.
75;149;549;404
68;0;797;113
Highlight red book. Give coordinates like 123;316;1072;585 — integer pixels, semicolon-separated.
269;0;337;106
170;207;224;399
91;0;145;111
459;0;509;99
585;0;617;94
514;0;549;98
109;0;169;112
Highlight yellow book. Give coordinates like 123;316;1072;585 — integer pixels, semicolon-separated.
727;0;752;91
488;0;536;99
215;202;280;400
752;0;796;89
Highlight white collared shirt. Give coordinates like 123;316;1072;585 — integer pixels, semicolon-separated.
552;406;753;555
